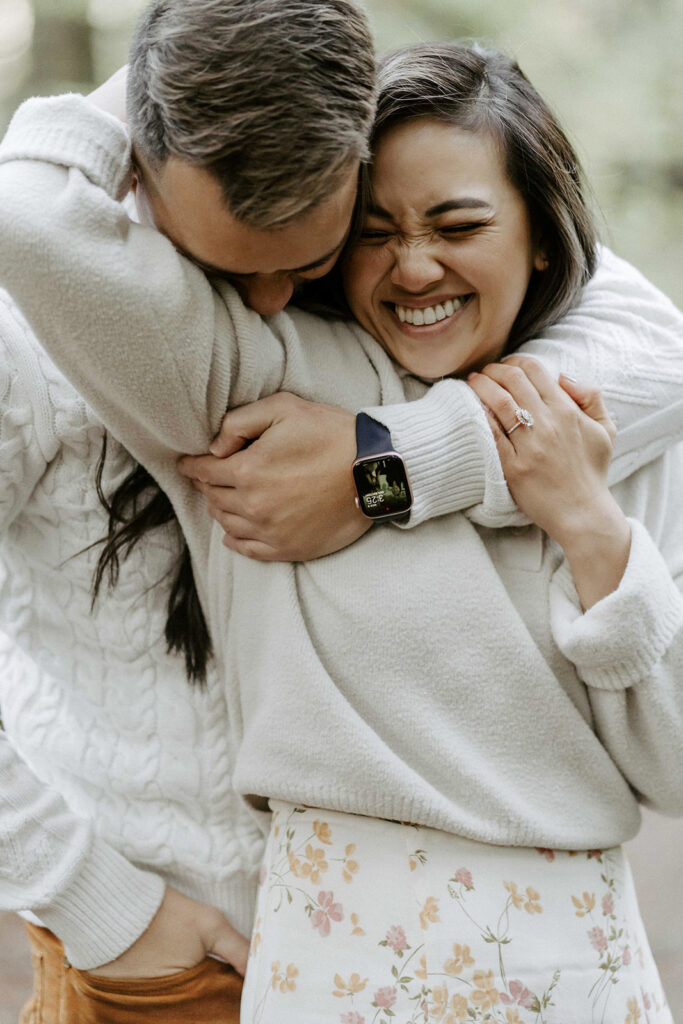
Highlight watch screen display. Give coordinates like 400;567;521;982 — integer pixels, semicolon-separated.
353;455;412;518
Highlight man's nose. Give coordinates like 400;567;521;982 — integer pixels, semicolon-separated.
241;275;295;315
390;243;444;293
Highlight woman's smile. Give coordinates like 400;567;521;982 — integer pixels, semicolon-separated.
343;118;545;380
388;293;472;327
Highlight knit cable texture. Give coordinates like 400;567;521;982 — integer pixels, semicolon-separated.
0;292;262;967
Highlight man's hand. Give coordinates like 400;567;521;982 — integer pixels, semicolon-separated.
88;887;249;979
178;393;371;561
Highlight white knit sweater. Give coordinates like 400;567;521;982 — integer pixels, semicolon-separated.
0;95;682;969
0;291;264;969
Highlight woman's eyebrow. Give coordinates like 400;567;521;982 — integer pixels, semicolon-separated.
367;198;493;221
424;198;492;217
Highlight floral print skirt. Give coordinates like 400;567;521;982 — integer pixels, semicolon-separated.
240;802;671;1024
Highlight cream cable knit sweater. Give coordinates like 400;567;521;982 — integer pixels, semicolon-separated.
0;291;263;968
0;96;682;967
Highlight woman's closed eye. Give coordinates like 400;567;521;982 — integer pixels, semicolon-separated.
359;227;393;243
359;220;491;244
439;220;491;236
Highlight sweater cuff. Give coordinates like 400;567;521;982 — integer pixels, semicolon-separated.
550;518;683;691
0;94;132;202
34;837;165;970
363;379;523;528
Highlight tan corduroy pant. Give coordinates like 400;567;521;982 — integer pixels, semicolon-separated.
20;923;243;1024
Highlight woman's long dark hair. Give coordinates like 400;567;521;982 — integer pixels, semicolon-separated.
91;435;212;685
367;42;597;350
301;42;598;345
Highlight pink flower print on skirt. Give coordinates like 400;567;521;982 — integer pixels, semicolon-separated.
241;803;672;1024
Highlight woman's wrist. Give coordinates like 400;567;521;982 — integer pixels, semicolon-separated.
554;497;632;610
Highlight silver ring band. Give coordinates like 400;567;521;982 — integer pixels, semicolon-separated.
506;407;535;435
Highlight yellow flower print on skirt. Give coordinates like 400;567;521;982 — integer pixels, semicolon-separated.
240;803;672;1024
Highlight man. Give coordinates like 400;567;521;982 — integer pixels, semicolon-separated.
0;0;379;1019
0;2;682;1022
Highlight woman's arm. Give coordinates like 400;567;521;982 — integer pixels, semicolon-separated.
550;465;683;816
365;246;683;529
191;249;683;560
469;357;683;814
467;355;630;610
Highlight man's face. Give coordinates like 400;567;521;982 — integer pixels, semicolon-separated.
133;154;358;315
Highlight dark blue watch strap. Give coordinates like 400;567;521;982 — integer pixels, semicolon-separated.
355;412;395;458
354;413;411;522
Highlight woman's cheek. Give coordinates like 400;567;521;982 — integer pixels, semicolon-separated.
344;247;389;328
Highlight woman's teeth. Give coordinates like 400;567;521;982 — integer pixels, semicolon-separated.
395;297;465;325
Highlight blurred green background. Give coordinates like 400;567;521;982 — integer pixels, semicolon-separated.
0;0;681;306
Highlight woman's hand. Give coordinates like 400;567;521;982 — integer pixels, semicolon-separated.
467;355;631;609
466;355;615;542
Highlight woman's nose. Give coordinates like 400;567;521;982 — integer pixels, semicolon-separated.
390;242;444;293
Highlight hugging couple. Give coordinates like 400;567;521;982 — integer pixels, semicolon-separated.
0;1;682;1021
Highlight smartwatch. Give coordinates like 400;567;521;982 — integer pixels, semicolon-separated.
352;412;412;521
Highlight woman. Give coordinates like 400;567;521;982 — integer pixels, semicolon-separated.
0;41;680;1023
232;46;681;1022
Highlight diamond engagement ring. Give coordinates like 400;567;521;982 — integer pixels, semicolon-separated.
506;407;535;435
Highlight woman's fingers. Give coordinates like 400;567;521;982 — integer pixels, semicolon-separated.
467;364;541;439
474;356;616;445
501;356;615;441
558;374;616;442
482;405;507;444
468;356;618;549
499;354;568;404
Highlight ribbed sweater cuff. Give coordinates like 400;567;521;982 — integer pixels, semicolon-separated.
35;838;165;970
0;94;132;201
550;518;683;690
363;379;521;528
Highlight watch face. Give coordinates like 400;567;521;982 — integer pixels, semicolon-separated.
353;455;412;519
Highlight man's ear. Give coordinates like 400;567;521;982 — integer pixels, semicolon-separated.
130;149;141;194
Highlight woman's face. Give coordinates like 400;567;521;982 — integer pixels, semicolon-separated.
343;118;545;379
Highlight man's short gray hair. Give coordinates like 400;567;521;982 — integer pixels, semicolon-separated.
127;0;377;228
